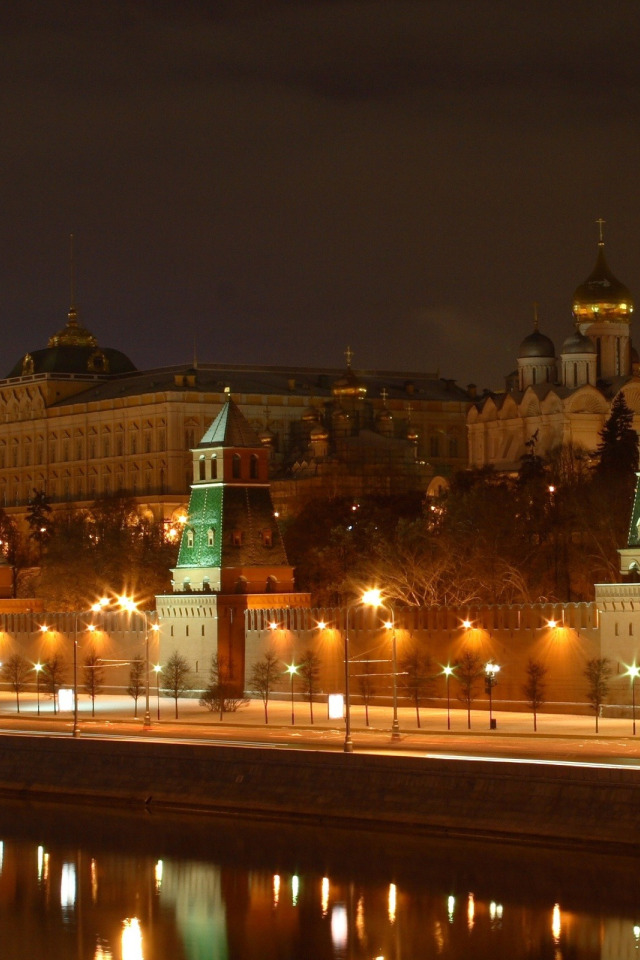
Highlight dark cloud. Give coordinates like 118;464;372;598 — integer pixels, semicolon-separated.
1;1;640;387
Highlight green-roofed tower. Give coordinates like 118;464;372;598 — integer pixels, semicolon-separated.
619;472;640;576
157;392;305;693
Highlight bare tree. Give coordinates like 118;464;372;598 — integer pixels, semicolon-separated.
356;658;376;726
42;654;67;714
298;649;321;723
584;657;612;733
164;651;192;719
1;654;30;713
250;649;281;723
83;648;104;718
127;654;145;718
200;654;247;720
455;650;484;729
523;658;547;732
400;649;435;728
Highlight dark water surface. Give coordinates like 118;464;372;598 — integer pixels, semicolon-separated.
0;797;638;959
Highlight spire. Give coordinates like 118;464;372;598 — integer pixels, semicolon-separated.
596;216;606;245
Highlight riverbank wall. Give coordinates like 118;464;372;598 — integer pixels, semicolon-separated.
1;735;639;852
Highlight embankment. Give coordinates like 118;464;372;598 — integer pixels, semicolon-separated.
0;735;638;852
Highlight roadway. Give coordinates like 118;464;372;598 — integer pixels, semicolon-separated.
0;691;639;767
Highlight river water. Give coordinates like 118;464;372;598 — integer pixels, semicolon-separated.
0;797;638;960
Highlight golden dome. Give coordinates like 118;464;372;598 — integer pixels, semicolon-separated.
573;242;633;323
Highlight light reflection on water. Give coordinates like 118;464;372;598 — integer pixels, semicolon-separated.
0;800;638;959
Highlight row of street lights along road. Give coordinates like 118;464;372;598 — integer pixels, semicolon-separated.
37;595;159;737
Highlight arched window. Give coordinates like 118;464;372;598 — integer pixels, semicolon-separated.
186;528;195;548
211;454;217;479
249;454;259;479
199;456;206;481
232;454;241;479
207;527;215;546
266;575;277;593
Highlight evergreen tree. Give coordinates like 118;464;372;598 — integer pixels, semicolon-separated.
595;393;639;482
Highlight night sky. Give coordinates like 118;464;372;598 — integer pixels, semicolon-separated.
3;1;640;391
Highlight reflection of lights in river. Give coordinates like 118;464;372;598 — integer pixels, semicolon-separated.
37;845;45;881
273;874;280;907
155;860;163;891
292;875;299;906
94;939;113;959
122;918;143;960
91;858;98;903
467;893;475;930
356;896;365;942
321;877;329;916
331;904;348;951
552;903;561;942
61;862;76;909
490;901;503;924
447;895;455;923
388;883;397;923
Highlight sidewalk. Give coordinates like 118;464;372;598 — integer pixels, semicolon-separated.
0;690;637;739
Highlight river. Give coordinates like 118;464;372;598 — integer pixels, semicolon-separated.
0;797;638;959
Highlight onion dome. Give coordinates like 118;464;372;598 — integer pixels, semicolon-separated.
518;327;555;359
376;407;393;425
332;346;367;399
332;404;349;422
561;330;596;355
310;422;329;441
406;422;419;442
48;307;97;348
573;240;633;323
259;425;275;447
301;404;320;422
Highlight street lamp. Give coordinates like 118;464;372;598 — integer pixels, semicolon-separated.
117;596;159;730
362;588;400;741
629;665;640;735
443;665;454;730
286;663;298;724
33;662;43;716
153;664;162;719
484;661;500;730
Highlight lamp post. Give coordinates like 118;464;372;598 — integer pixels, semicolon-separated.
154;664;162;720
286;663;298;724
443;665;454;730
72;613;80;737
343;602;358;753
484;661;500;730
117;596;158;730
362;588;400;741
629;665;640;735
34;662;43;716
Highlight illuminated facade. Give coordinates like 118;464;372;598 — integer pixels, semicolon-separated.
467;232;640;471
0;304;470;533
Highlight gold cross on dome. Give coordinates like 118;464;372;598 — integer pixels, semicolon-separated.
344;345;353;368
596;217;606;243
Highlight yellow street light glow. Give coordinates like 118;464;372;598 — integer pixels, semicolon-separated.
362;587;382;606
286;663;298;675
316;620;327;630
87;624;96;632
383;620;393;630
462;619;472;629
150;623;160;633
268;621;278;631
153;664;162;674
547;620;557;629
443;665;454;677
39;624;48;633
628;664;640;679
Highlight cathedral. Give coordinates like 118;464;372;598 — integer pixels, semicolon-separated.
467;228;640;471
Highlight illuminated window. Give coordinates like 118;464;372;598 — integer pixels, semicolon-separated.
207;528;215;546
